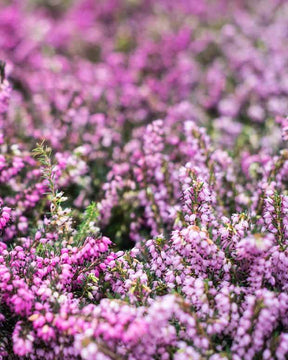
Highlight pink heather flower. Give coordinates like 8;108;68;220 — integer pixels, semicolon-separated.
12;322;34;357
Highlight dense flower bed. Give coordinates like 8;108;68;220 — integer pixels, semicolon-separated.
0;0;288;359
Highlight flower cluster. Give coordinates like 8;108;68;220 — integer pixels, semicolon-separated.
0;0;288;359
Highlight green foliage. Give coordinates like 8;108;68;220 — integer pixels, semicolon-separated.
74;202;100;246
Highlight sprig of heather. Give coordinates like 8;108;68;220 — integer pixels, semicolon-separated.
33;141;74;237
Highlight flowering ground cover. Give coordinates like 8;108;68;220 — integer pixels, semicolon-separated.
0;0;288;359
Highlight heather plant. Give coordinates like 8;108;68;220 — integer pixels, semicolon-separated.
0;0;288;359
